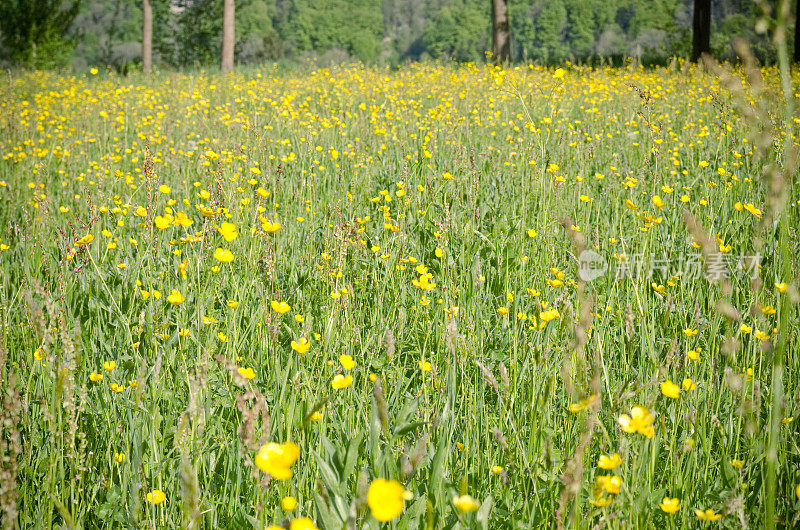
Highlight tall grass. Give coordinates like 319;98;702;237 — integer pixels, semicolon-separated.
0;38;798;530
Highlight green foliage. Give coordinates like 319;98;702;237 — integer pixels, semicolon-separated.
422;0;489;62
1;0;787;70
0;0;81;68
72;0;141;70
279;0;383;62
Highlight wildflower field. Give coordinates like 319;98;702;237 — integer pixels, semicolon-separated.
1;58;799;529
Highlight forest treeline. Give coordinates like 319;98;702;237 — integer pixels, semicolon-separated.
0;0;796;70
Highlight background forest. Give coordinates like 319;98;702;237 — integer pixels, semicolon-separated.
0;0;793;71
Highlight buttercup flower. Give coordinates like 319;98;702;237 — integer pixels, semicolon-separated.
452;494;480;512
367;478;410;521
146;489;166;505
695;508;722;521
660;380;680;399
271;300;291;314
618;406;655;438
597;453;622;470
331;374;353;389
255;441;300;480
659;497;680;514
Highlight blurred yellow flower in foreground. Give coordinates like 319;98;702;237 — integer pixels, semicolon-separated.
255;441;300;480
452;494;480;512
368;478;411;521
597;453;621;470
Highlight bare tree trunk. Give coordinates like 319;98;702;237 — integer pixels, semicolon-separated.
691;0;711;62
491;0;510;63
794;0;799;62
142;0;152;73
221;0;235;73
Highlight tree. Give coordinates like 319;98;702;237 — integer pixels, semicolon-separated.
0;0;81;68
691;0;710;62
142;0;152;71
491;0;510;62
221;0;235;71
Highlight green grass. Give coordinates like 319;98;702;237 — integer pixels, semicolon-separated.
0;59;798;529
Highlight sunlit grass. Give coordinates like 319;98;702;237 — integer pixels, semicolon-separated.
0;60;798;529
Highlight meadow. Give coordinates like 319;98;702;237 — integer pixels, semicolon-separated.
0;56;798;529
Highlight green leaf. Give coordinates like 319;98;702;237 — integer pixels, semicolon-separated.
312;448;341;496
476;495;493;530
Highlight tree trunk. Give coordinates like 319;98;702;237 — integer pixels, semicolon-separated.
221;0;235;72
142;0;152;73
794;0;799;63
691;0;711;62
491;0;510;63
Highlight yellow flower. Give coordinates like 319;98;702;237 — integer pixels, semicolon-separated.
527;228;537;238
540;308;560;322
618;406;655;438
597;453;621;470
596;475;621;494
255;441;300;480
218;222;238;242
568;394;598;413
775;282;788;293
238;367;256;380
796;484;800;501
652;195;664;210
289;518;318;530
419;360;432;372
262;219;281;233
589;495;612;507
214;248;234;263
659;497;680;514
146;490;166;505
452;494;480;512
553;68;565;79
331;374;353;389
114;452;126;463
339;355;355;370
682;378;696;392
89;371;103;382
271;300;291;314
660;380;680;399
154;215;172;229
730;459;744;468
695;508;722;521
367;478;410;522
740;324;752;334
103;361;116;372
89;67;99;75
167;289;185;305
291;338;310;354
226;300;239;308
281;496;297;511
497;306;509;315
491;465;503;475
683;328;698;337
